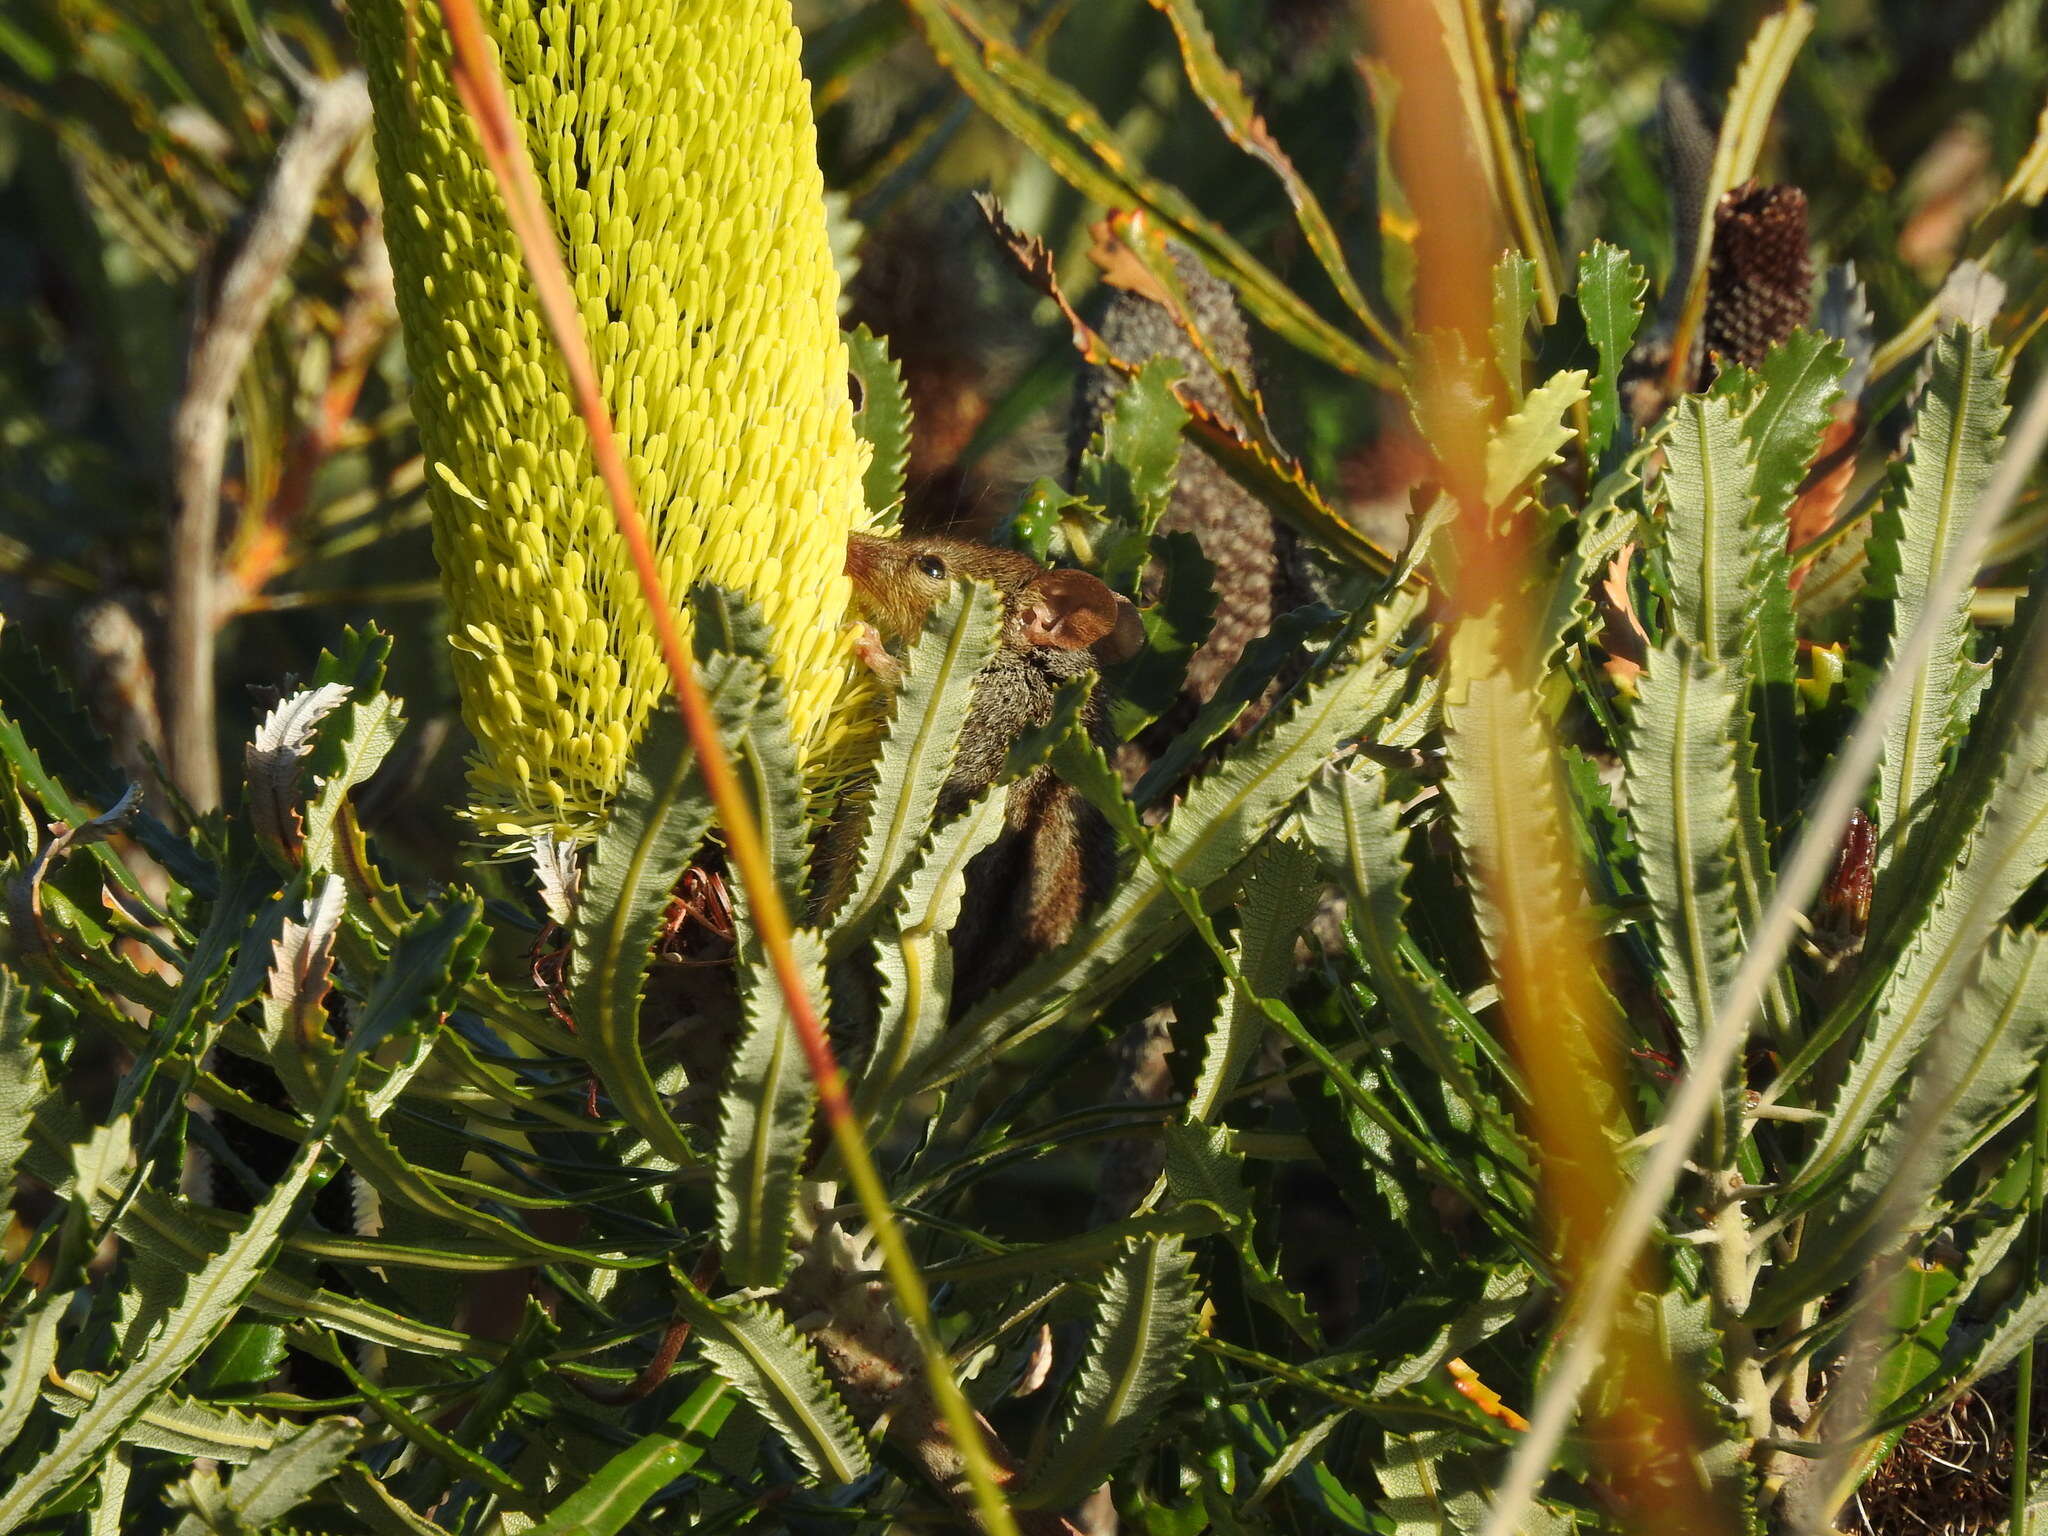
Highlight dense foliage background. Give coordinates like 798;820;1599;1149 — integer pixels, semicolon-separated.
4;1;2048;1533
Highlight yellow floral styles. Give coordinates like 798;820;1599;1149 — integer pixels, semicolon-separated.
354;0;872;842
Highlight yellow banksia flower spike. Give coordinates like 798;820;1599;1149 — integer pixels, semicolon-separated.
353;0;872;843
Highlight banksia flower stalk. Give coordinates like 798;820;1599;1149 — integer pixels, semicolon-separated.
354;0;871;842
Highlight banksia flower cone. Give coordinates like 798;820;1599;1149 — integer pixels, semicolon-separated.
354;0;871;842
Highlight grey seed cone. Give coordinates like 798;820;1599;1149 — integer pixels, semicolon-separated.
1069;243;1292;721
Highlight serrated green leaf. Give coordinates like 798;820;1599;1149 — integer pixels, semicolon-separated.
848;324;912;527
1484;369;1589;510
1653;393;1800;1044
853;788;1007;1128
691;587;810;913
167;1418;360;1533
715;930;824;1289
0;1131;332;1530
0;1303;68;1456
1491;253;1537;399
1297;763;1514;1131
0;974;49;1201
679;1287;868;1483
1163;1122;1319;1345
1734;331;1849;835
1021;1236;1197;1509
1741;331;1850;530
825;582;1000;950
1872;324;2009;903
1659;394;1764;665
923;588;1423;1090
1576;242;1646;458
570;680;761;1168
1077;356;1190;558
1759;929;2048;1322
301;691;404;877
46;1374;295;1464
1538;463;1639;671
1185;838;1322;1122
1627;643;1745;1057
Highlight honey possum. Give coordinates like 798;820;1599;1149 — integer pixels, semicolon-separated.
840;532;1139;1006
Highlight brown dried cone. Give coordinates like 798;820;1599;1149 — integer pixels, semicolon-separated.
1070;239;1299;775
1704;182;1816;371
1622;82;1815;416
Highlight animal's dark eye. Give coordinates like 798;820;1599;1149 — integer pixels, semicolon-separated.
914;554;948;581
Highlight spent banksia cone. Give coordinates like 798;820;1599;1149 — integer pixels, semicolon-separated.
354;0;872;843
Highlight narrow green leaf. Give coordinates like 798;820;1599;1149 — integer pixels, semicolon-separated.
1491;253;1538;399
1143;0;1402;359
1659;393;1764;665
679;1287;869;1484
1576;242;1646;458
1761;930;2048;1321
852;788;1007;1127
848;324;912;527
691;587;810;913
1021;1236;1197;1509
300;1332;525;1501
1185;838;1322;1122
715;930;825;1289
1871;324;2009;903
570;680;762;1168
1627;643;1745;1057
825;582;1001;948
526;1379;732;1536
1732;331;1849;835
896;0;1401;382
922;588;1423;1090
1523;14;1593;217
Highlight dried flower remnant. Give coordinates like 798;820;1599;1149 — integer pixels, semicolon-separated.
1704;181;1815;372
354;0;872;843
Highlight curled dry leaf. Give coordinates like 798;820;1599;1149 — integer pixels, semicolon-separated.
246;682;352;861
1597;543;1651;689
6;783;141;956
530;830;582;927
268;874;347;1046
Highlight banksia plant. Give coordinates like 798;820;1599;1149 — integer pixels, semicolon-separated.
353;0;872;842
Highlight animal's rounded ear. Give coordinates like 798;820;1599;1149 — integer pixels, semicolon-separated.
1020;568;1121;652
1095;594;1145;665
